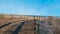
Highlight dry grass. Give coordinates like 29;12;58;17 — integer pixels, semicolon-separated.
0;14;60;34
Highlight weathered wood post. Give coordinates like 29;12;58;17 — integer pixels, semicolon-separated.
27;16;28;19
39;16;40;21
39;16;40;20
33;16;36;34
0;14;3;19
34;16;39;34
10;14;13;20
37;24;40;34
48;16;52;25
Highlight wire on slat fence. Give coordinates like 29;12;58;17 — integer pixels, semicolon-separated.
0;15;60;34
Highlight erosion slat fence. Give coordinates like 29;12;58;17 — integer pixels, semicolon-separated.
0;14;60;34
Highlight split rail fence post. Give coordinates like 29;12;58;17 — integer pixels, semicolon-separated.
33;16;37;34
0;14;3;19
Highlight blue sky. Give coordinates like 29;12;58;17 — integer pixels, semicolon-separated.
0;0;60;16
